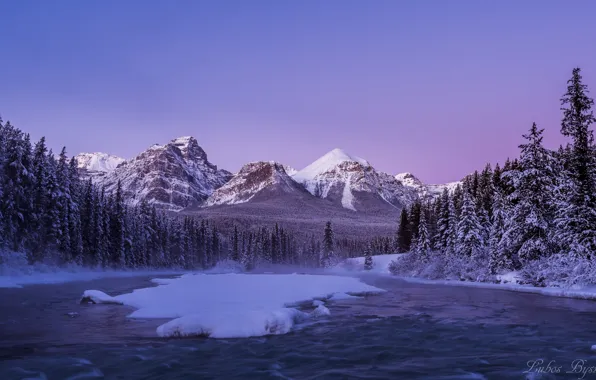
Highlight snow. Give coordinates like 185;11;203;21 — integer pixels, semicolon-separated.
80;290;123;304
395;172;461;199
75;152;125;172
204;161;298;206
394;275;596;302
311;304;331;317
341;176;356;211
293;148;369;183
83;273;384;338
496;271;521;284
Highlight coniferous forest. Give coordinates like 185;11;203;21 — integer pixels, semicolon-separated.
1;68;595;287
0;122;389;270
391;68;596;287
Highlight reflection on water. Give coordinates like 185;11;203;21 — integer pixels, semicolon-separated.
2;273;596;379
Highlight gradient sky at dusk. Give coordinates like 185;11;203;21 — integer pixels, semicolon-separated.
1;0;595;183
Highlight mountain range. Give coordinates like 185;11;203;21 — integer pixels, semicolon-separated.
76;136;461;237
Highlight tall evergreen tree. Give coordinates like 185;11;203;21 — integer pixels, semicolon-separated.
556;67;596;258
415;209;431;262
504;123;555;263
321;221;334;268
395;208;411;252
456;190;483;257
363;242;373;270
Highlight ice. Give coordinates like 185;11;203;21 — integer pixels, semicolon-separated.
328;292;361;301
312;300;325;307
311;304;331;317
83;273;384;338
157;308;309;338
80;290;123;305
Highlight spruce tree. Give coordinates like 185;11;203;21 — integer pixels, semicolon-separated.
363;242;373;270
436;188;451;251
321;221;334;268
556;67;596;258
504;123;555;263
488;191;511;273
29;137;49;261
456;190;483;257
415;210;431;262
396;208;411;252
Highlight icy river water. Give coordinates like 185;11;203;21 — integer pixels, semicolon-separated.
2;273;596;380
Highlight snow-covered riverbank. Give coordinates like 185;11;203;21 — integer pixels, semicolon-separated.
337;253;596;302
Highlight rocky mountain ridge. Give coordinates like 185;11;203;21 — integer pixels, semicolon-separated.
76;137;460;214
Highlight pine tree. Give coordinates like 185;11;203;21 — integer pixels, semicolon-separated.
415;210;431;262
29;137;49;262
363;242;373;270
395;208;411;252
488;191;512;273
109;180;126;267
556;67;596;258
232;225;240;262
436;189;451;251
504;123;555;263
321;221;334;268
456;190;483;257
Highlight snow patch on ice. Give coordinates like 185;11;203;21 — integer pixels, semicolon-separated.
311;304;331;317
80;290;123;305
82;273;383;339
328;292;361;301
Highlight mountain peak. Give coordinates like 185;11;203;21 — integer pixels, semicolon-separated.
75;152;125;172
204;161;301;206
293;148;369;182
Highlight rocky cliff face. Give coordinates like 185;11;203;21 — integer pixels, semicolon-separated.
204;161;306;206
94;136;231;211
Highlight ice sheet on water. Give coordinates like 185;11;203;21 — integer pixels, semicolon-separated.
82;273;383;338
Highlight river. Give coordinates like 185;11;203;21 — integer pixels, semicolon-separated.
1;273;596;379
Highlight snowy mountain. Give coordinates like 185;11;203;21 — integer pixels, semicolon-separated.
75;152;125;178
292;149;417;211
204;161;306;206
395;172;461;199
96;136;231;211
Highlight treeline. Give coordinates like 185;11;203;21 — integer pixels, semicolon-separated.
0;122;390;269
392;68;596;285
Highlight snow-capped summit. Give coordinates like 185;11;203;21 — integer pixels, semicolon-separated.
292;150;417;211
75;152;125;173
394;172;426;193
95;136;231;211
395;172;461;199
204;161;304;206
293;148;369;183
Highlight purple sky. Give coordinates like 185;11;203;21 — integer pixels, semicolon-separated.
1;0;595;184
